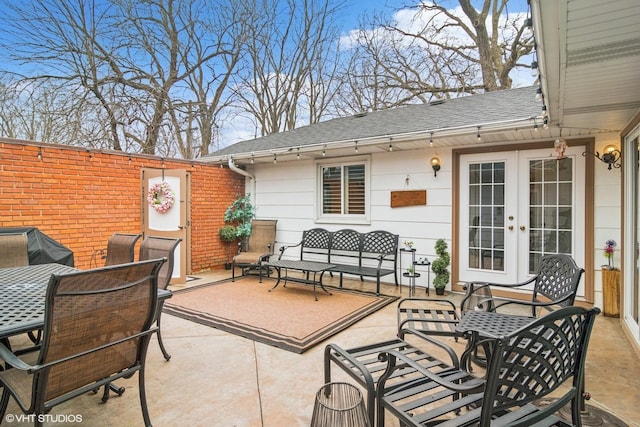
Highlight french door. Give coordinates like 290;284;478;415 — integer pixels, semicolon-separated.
459;147;585;293
623;125;640;343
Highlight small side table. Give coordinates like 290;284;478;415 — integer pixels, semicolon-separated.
400;248;431;296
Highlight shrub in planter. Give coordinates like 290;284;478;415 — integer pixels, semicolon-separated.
432;238;450;295
224;194;255;248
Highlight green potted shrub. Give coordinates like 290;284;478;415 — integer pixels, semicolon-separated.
219;225;237;270
432;238;450;295
224;194;255;249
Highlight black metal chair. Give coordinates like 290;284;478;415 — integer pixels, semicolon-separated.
232;219;277;282
104;233;142;266
324;328;462;427
398;254;583;343
464;253;584;317
376;306;600;427
0;259;164;427
397;282;494;340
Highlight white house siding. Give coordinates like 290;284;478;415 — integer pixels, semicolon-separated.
243;146;453;290
592;132;623;309
240;134;622;298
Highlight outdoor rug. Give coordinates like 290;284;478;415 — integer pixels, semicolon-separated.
163;276;398;353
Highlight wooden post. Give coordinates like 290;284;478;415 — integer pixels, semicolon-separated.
602;269;620;317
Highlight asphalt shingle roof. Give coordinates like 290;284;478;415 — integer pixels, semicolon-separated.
208;86;539;158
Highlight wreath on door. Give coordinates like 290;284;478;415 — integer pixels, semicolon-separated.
147;181;175;213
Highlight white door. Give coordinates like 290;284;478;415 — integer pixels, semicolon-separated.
459;147;585;294
142;168;190;283
623;126;640;343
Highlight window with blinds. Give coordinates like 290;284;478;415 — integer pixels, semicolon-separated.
319;161;367;219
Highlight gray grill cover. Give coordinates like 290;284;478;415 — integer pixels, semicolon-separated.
0;227;74;267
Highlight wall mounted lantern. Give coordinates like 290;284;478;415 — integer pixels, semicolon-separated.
582;144;621;170
430;156;441;177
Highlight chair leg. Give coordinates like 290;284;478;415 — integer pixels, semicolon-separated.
0;388;10;422
139;343;153;427
156;304;171;361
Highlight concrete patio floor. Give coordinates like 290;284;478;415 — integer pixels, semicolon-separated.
3;270;639;426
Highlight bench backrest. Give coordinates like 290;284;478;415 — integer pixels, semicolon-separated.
298;228;399;269
300;228;332;261
329;229;362;264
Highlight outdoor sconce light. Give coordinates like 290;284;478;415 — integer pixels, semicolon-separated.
582;144;622;170
430;156;441;177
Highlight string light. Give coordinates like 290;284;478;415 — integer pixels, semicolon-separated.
388;137;393;152
476;126;481;143
531;60;538;78
273;154;277;164
250;153;254;164
354;141;358;153
535;87;543;102
37;147;43;160
543;118;549;129
429;132;434;147
296;147;300;160
533;118;539;132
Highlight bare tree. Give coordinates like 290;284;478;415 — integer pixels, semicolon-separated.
337;0;534;112
0;0;248;156
232;0;342;137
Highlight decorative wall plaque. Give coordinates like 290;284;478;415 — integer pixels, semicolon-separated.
390;190;427;208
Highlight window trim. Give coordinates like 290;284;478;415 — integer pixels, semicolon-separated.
315;155;371;225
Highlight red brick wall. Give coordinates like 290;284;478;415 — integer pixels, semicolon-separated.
0;139;244;271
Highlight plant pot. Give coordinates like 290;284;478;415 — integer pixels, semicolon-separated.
435;287;445;296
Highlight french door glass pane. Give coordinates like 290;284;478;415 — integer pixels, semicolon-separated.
468;161;505;271
528;157;573;274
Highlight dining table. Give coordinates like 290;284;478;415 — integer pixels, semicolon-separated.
0;262;172;345
0;263;79;341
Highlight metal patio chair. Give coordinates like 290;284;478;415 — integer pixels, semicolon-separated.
0;259;164;427
139;235;182;361
104;233;142;266
232;219;277;282
464;253;584;317
0;232;29;268
376;306;600;426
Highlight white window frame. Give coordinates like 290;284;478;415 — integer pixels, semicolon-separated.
315;155;370;225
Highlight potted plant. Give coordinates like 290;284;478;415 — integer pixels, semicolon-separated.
224;194;255;250
432;238;450;295
219;225;237;269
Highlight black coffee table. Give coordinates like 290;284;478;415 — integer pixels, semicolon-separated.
266;259;336;301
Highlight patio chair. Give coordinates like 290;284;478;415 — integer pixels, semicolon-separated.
0;232;34;350
376;305;600;427
324;328;464;427
0;232;29;268
396;282;494;340
104;232;142;266
464;253;584;317
398;254;583;341
139;235;182;361
232;219;277;282
0;259;164;427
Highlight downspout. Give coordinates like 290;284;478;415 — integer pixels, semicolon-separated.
228;158;256;201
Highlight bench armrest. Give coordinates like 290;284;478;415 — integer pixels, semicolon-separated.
278;241;302;260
